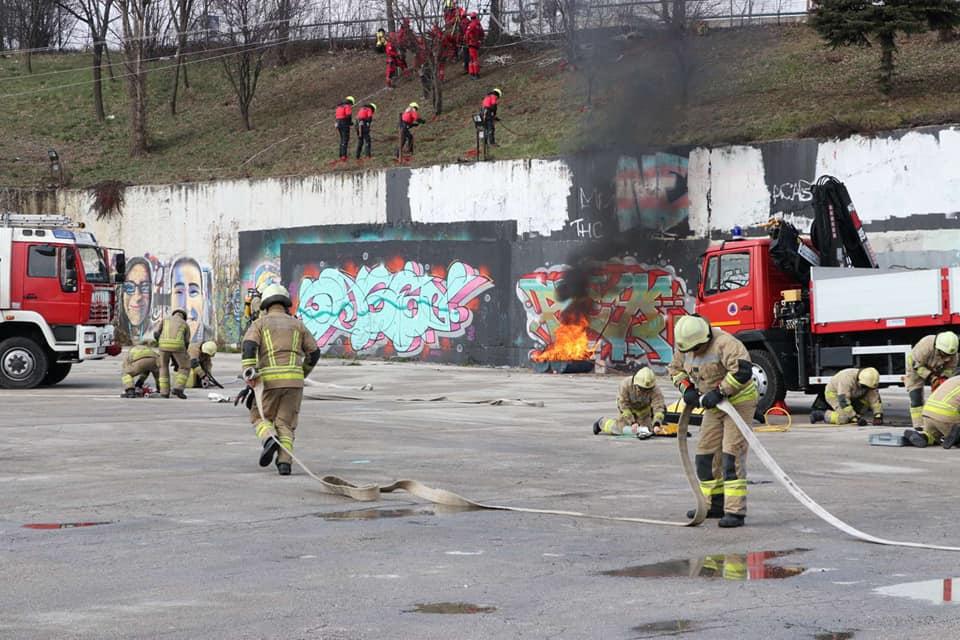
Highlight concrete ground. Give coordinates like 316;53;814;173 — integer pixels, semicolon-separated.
2;354;959;640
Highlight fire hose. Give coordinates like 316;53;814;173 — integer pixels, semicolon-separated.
250;379;960;550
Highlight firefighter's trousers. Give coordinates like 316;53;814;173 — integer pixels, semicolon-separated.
159;351;190;396
824;393;870;425
122;359;159;391
904;370;926;429
920;416;959;445
598;409;654;435
695;400;756;516
250;387;303;465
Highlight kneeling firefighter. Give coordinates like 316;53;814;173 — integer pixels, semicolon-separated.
667;315;758;528
904;331;959;429
239;284;321;476
187;341;218;388
811;367;882;425
593;367;665;438
905;374;960;449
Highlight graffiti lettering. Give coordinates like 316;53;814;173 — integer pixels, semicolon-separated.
120;254;215;345
569;217;604;239
771;179;813;205
297;260;494;356
615;153;689;233
515;258;689;363
578;187;608;215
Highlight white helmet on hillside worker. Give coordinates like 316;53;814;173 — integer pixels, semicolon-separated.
201;341;217;357
492;88;502;97
674;315;711;353
858;367;880;389
633;367;656;389
260;283;292;310
935;331;959;356
409;102;420;110
369;102;378;112
171;308;187;320
345;96;356;105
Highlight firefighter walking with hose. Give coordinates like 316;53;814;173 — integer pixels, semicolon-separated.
667;315;758;528
239;284;320;476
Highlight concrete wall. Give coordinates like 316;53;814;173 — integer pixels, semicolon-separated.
14;123;960;365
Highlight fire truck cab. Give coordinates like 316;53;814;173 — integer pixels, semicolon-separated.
0;213;124;389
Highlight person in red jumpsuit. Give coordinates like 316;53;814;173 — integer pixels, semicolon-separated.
480;88;501;145
385;36;403;87
398;102;425;157
464;12;485;78
334;95;355;160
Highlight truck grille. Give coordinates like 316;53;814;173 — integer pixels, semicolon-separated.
89;289;112;324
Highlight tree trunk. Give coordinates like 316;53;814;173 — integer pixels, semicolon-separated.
128;70;148;155
671;0;685;33
488;0;501;42
277;0;289;65
518;0;525;36
878;30;895;95
92;42;106;121
170;58;181;115
385;0;395;34
240;101;252;130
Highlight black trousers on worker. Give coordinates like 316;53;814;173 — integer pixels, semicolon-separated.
337;122;351;159
483;113;496;145
356;124;372;158
400;125;414;155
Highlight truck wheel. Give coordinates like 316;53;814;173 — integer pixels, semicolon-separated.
749;349;786;415
0;337;49;389
41;362;72;386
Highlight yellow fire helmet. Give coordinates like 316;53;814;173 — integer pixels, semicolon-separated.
492;88;502;97
858;367;880;389
369;102;378;112
409;102;420;110
935;331;959;356
201;341;217;357
633;367;656;389
674;315;711;353
345;96;356;105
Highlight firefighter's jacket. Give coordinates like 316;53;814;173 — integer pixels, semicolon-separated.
241;306;320;390
617;378;666;423
667;328;758;406
156;314;190;353
826;368;882;415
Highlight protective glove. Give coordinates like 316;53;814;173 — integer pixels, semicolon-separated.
700;388;725;409
933;377;947;392
873;414;883;426
172;360;179;372
235;386;255;410
857;416;868;426
682;385;700;408
190;358;200;370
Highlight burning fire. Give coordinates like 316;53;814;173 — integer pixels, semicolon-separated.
532;317;595;362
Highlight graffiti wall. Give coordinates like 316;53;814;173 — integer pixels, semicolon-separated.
120;254;216;344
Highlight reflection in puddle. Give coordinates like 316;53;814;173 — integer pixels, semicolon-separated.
22;521;113;529
602;549;809;581
813;632;856;640
406;602;496;614
875;578;960;604
633;619;696;636
319;505;478;520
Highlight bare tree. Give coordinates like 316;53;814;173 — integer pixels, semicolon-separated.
12;0;58;72
395;0;450;115
118;0;149;155
385;0;395;33
487;0;500;41
168;0;195;114
216;0;275;130
58;0;114;121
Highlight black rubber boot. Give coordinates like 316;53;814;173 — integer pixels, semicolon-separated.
688;496;724;519
592;419;602;435
904;429;928;448
810;409;826;424
277;462;291;476
259;439;279;467
718;513;746;528
172;389;187;399
943;426;960;450
122;388;136;398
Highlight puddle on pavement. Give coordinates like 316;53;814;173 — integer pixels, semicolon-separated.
602;548;809;581
813;632;856;640
632;619;697;636
319;505;478;521
406;602;496;614
874;578;960;604
22;521;113;530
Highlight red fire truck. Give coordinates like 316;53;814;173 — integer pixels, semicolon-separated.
0;213;124;388
696;222;960;414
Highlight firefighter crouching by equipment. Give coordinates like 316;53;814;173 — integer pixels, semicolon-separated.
155;309;191;399
335;96;356;161
399;103;425;157
904;331;959;430
667;315;758;528
909;374;960;448
593;367;665;439
121;340;160;397
480;88;501;145
239;284;320;476
186;341;218;388
355;102;377;159
811;367;882;425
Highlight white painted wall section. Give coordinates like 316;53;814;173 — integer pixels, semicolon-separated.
688;145;769;235
407;158;573;236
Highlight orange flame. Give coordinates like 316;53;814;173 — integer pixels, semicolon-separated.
532;317;595;362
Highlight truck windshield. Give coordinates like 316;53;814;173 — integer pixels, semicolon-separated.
78;246;110;283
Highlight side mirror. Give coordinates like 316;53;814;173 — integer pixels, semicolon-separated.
61;249;78;293
113;252;126;284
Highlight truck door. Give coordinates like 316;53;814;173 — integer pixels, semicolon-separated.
699;249;758;331
16;243;81;326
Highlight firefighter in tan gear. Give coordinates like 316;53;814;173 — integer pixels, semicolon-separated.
904;332;959;430
186;341;218;388
155;308;191;399
904;374;960;448
810;367;882;425
592;367;666;438
667;315;758;528
121;340;160;397
241;284;320;476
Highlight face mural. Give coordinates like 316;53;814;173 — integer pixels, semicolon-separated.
516;258;690;364
118;254;215;344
